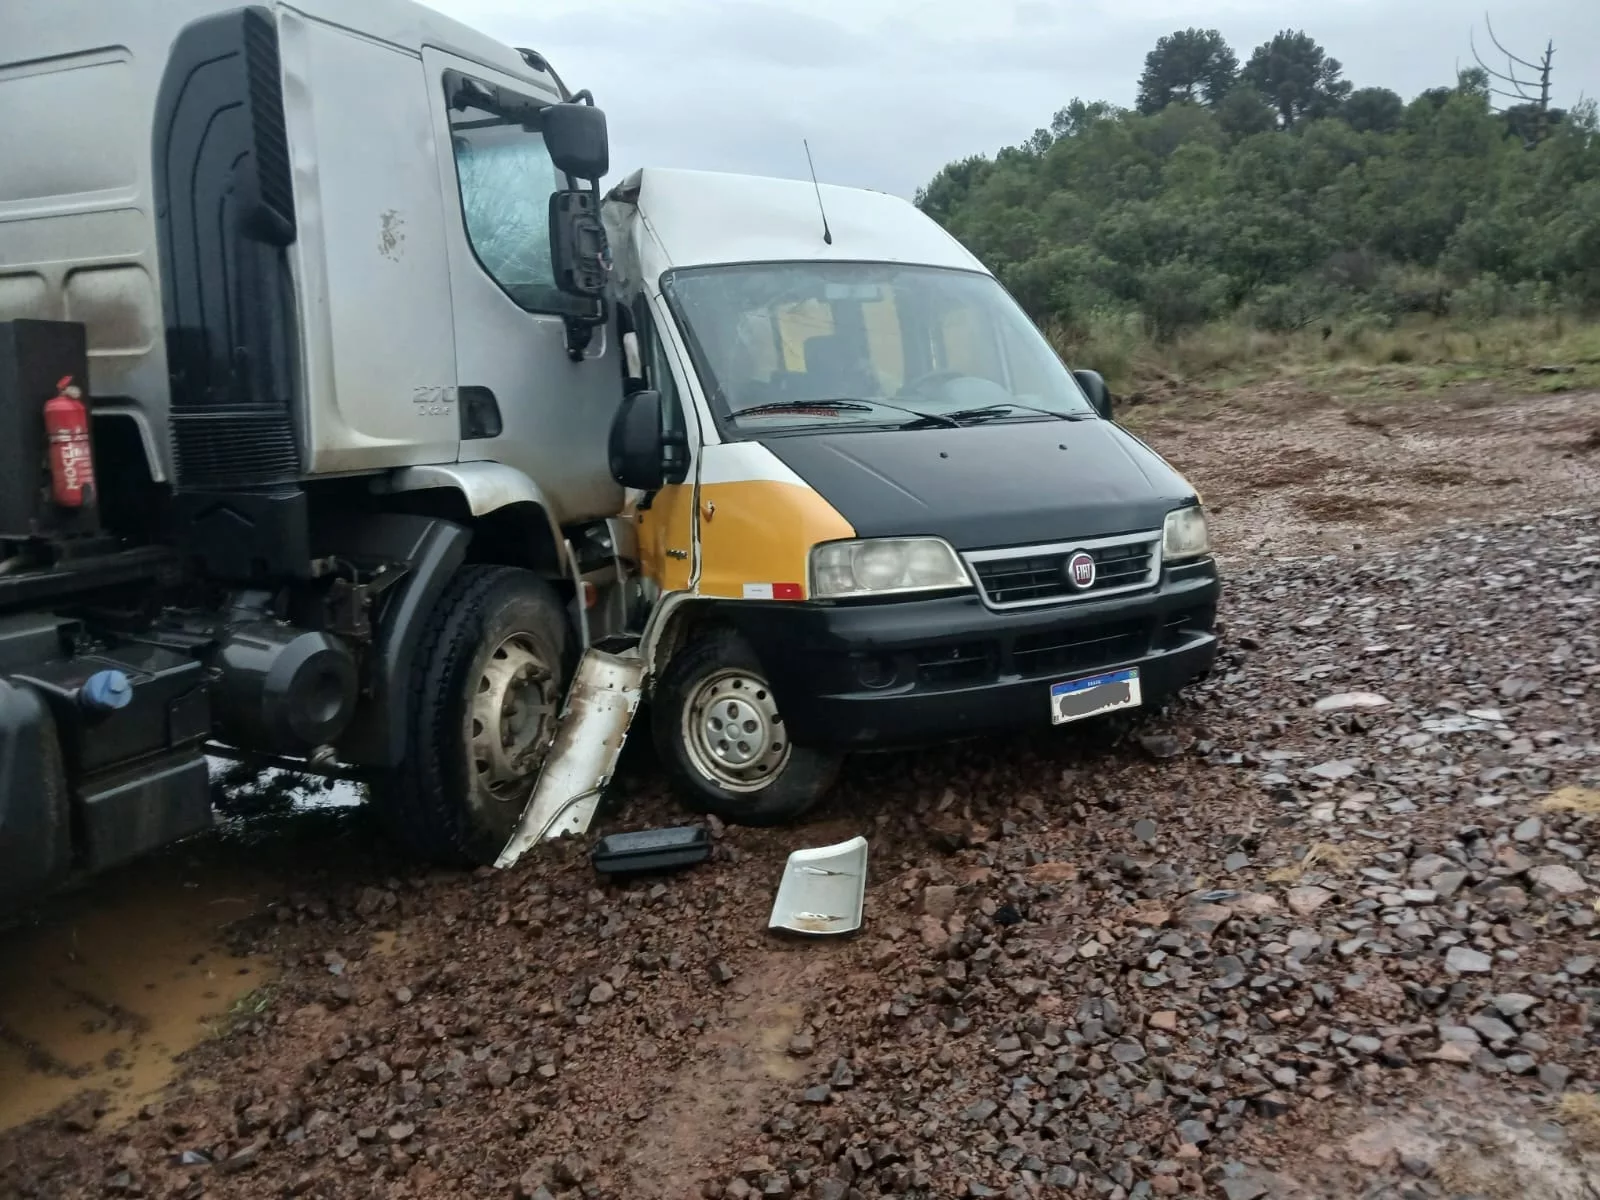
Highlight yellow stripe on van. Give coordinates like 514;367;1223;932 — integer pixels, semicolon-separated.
695;479;854;599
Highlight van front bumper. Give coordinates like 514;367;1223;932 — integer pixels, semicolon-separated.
723;561;1220;749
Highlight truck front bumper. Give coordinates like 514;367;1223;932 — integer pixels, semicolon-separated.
723;560;1220;749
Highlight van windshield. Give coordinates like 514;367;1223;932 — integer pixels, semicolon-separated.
661;263;1097;434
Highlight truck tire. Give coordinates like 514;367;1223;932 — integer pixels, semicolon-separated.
0;684;71;910
374;566;570;866
652;627;840;826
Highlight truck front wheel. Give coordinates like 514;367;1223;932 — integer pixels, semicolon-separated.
375;566;570;866
652;628;840;826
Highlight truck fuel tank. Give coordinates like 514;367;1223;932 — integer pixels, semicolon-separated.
6;626;213;873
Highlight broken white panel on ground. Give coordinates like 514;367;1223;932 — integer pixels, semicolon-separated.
1312;691;1391;712
768;836;868;936
495;649;644;869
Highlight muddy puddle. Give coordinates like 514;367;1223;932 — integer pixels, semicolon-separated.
0;856;275;1132
0;761;369;1133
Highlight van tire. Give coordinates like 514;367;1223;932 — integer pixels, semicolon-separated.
652;628;840;826
373;566;570;866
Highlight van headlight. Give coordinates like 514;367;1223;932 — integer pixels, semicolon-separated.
810;538;972;599
1163;505;1210;562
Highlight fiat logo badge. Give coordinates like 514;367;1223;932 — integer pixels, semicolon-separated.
1065;550;1096;590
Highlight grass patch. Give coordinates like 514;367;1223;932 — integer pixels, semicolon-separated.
1051;313;1600;402
1266;840;1359;884
209;984;280;1037
1541;787;1600;815
1557;1092;1600;1152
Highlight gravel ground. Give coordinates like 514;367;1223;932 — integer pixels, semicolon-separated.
1137;387;1600;559
3;393;1600;1200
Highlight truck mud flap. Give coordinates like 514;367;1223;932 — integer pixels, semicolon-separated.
495;648;644;869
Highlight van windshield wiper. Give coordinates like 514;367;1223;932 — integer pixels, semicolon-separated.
726;398;959;427
902;403;1082;428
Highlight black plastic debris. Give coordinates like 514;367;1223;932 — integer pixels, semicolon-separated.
591;825;711;876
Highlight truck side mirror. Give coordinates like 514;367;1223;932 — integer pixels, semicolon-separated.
543;101;609;182
1074;369;1113;421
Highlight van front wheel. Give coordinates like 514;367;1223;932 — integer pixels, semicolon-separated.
653;629;840;826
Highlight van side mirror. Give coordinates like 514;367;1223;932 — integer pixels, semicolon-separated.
610;390;689;490
610;390;664;489
1074;369;1113;420
543;100;609;182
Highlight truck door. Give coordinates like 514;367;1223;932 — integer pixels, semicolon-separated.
421;49;622;525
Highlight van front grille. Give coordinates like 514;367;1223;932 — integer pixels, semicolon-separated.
963;533;1161;609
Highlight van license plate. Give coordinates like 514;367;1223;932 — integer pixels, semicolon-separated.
1050;667;1141;725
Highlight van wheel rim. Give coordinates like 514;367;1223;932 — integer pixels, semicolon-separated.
470;633;557;802
682;669;790;793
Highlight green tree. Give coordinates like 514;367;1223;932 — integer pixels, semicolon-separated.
914;42;1600;330
1242;30;1353;128
1050;98;1119;139
1504;102;1566;146
1135;29;1239;114
914;155;992;223
1343;87;1404;134
1216;86;1278;139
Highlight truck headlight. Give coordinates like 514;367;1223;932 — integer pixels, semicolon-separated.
810;538;972;599
1163;505;1210;562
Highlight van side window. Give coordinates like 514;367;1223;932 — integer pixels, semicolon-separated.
444;73;576;316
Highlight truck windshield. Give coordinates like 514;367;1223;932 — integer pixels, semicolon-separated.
661;263;1097;434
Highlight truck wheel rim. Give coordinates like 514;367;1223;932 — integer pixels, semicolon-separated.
470;633;557;803
682;668;791;793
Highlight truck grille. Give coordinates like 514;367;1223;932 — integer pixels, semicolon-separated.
964;532;1161;609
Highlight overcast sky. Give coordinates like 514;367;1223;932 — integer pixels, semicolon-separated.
430;0;1599;199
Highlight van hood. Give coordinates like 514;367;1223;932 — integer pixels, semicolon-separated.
757;419;1195;551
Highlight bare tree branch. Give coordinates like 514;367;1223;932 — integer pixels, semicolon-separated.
1484;14;1545;72
1470;28;1538;100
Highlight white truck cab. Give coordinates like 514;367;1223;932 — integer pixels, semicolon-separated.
2;0;620;518
1;0;633;889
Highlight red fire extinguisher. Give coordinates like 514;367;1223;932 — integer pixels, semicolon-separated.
44;375;96;509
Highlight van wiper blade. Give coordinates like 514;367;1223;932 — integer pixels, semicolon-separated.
727;399;878;418
728;398;960;427
903;403;1080;428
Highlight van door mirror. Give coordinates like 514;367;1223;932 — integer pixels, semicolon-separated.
542;100;609;181
1074;369;1113;420
609;389;667;490
549;190;608;299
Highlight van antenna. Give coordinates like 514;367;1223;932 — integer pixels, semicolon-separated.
803;139;833;246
